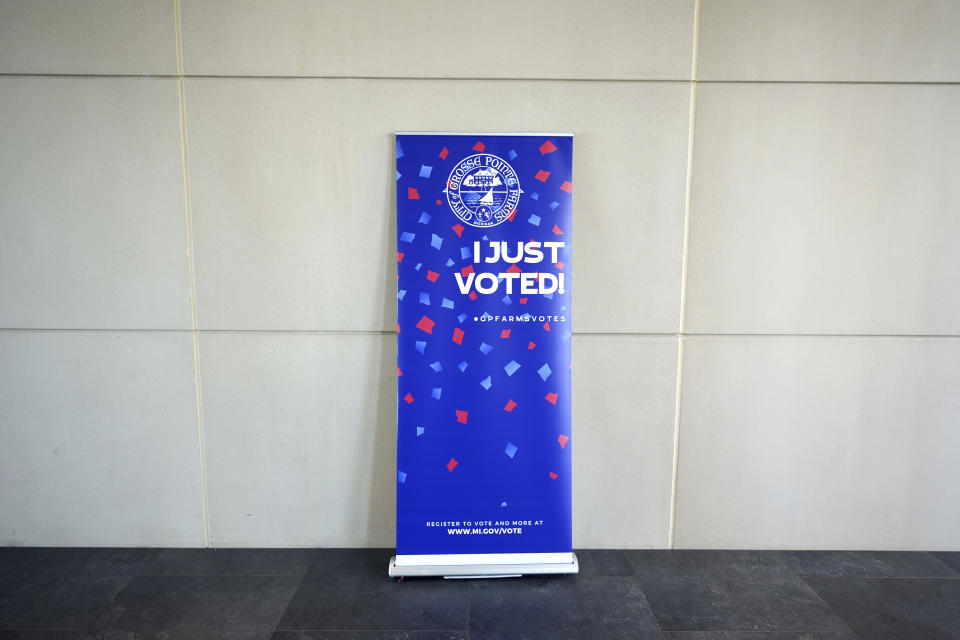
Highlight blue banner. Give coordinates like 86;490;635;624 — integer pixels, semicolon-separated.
395;133;573;568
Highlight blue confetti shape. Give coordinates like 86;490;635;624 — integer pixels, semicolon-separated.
396;141;404;158
504;360;521;376
502;294;512;305
400;231;415;243
441;298;454;309
563;330;572;342
419;292;430;305
530;192;539;200
479;342;493;355
430;361;443;372
397;289;407;301
500;501;508;507
480;375;492;390
432;387;442;399
418;211;431;224
457;313;467;323
414;262;422;271
537;363;552;381
415;341;426;354
398;470;407;483
396;170;401;181
431;234;443;250
528;214;541;226
508;149;518;160
457;360;468;372
460;246;472;260
504;442;518;458
445;258;454;267
419;164;433;178
416;426;425;436
549;201;559;210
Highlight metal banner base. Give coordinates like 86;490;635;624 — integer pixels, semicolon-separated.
388;552;579;579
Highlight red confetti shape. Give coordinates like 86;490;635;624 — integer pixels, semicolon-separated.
473;141;485;152
426;270;439;282
539;140;557;155
549;471;559;479
436;199;442;205
545;392;558;405
500;329;511;339
455;410;468;424
396;324;401;333
460;264;474;278
560;180;572;193
404;393;414;404
506;264;522;274
507;209;517;222
452;224;464;238
397;252;404;262
528;341;536;350
552;224;563;235
534;170;550;182
397;366;403;377
504;399;517;412
452;327;464;345
519;297;528;305
468;291;477;300
408;187;420;200
439;147;449;159
416;315;435;334
557;434;569;448
555;262;564;270
543;321;551;331
447;458;459;471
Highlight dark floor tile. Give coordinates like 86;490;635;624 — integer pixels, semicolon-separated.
574;550;635;576
469;575;663;640
83;574;300;640
663;633;855;639
780;551;958;578
805;577;960;640
272;632;467;639
142;548;317;576
0;632;85;639
625;551;852;634
277;550;467;631
0;548;161;630
932;553;960;575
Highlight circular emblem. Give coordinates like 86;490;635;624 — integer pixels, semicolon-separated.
445;154;522;228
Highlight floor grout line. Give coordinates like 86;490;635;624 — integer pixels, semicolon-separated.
174;0;211;550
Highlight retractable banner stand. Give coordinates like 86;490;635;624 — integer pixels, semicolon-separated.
391;133;576;578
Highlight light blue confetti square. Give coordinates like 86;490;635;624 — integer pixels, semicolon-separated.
504;360;521;376
457;360;468;372
501;294;512;305
563;330;572;342
549;201;559;210
508;149;517;160
528;214;541;226
400;231;415;243
537;363;552;381
419;292;430;305
418;211;431;224
397;470;407;483
480;375;492;390
445;258;454;267
396;170;401;181
397;289;406;301
396;141;404;158
431;387;442;399
416;426;425;436
415;341;426;354
429;361;442;372
414;262;422;271
504;442;518;458
500;501;508;507
530;192;539;200
419;164;432;178
457;313;467;323
479;342;493;355
482;235;489;241
543;291;554;300
431;234;443;250
460;246;472;260
441;298;454;309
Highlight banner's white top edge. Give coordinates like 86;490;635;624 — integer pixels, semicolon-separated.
395;131;575;137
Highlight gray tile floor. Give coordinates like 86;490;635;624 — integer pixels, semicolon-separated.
1;548;959;639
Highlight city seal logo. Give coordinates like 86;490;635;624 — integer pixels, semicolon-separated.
445;154;522;228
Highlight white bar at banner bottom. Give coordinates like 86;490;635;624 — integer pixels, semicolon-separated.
388;552;579;578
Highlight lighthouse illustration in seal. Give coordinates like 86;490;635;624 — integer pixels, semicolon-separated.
445;153;522;228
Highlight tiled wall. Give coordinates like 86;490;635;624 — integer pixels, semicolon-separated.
1;0;957;550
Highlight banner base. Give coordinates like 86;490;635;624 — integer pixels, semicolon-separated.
388;552;579;578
